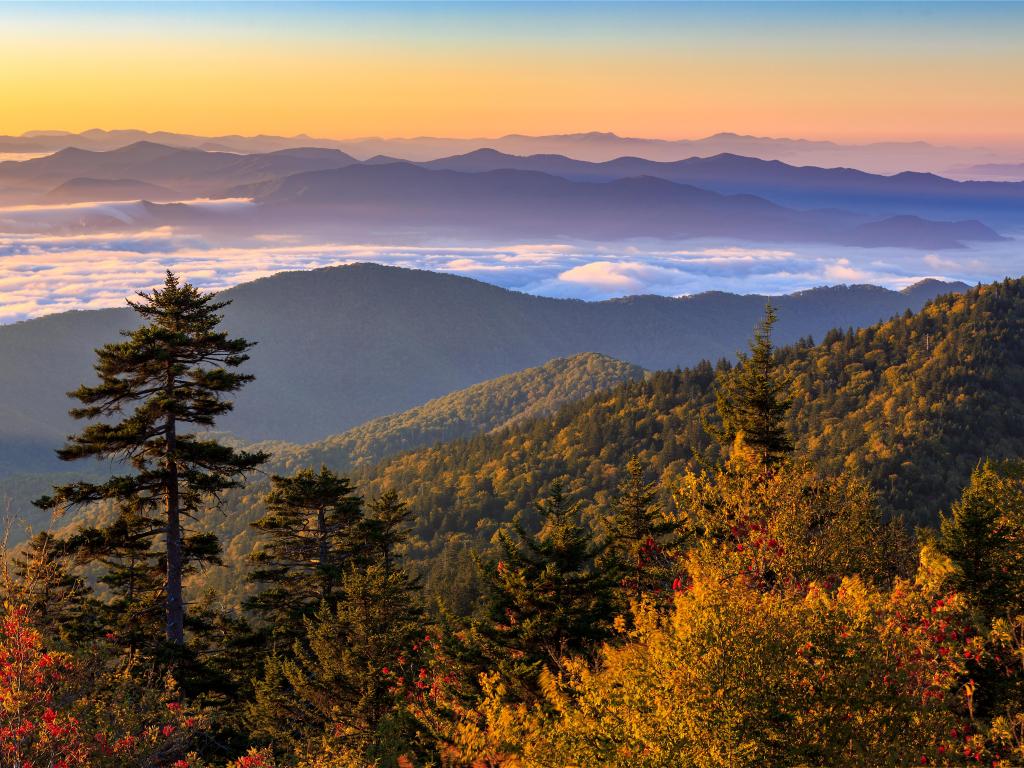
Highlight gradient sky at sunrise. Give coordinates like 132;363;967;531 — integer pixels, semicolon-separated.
2;1;1023;144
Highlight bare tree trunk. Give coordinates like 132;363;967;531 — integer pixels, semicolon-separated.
317;506;330;602
165;370;185;646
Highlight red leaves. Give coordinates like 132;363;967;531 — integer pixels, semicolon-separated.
1;605;201;768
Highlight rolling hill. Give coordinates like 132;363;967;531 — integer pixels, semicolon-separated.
266;352;646;474
0;263;967;478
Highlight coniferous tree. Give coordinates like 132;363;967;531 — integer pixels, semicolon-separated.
9;532;98;643
940;460;1024;620
248;490;425;762
607;457;685;603
362;489;412;574
246;466;363;649
35;272;267;646
65;509;222;655
473;481;616;702
714;303;794;467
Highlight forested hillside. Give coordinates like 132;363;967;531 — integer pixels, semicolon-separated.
349;277;1024;554
0;353;641;546
181;276;1024;603
0;263;965;476
269;352;645;473
5;272;1024;768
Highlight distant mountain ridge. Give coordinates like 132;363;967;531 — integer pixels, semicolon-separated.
0;141;1015;245
233;161;1003;248
0;128;1015;175
0;263;967;478
415;149;1024;227
0;141;358;198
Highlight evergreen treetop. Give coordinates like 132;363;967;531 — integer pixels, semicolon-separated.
714;302;794;467
36;271;267;646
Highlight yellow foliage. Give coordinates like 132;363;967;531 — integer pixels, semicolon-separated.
451;564;971;768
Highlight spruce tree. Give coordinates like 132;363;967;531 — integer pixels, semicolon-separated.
248;491;425;761
607;457;684;603
714;303;794;467
35;272;267;646
246;466;363;648
362;489;413;573
65;509;222;654
474;481;616;701
940;461;1024;620
9;532;97;643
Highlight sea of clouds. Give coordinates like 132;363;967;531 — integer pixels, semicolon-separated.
0;200;1021;323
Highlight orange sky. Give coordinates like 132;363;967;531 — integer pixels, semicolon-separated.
2;3;1022;145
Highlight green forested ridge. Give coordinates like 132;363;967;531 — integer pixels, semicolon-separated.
350;277;1024;554
185;276;1024;603
268;352;645;474
0;263;965;477
25;278;1022;607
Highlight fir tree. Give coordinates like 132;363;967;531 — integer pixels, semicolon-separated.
474;481;616;701
246;466;363;648
9;532;98;643
35;272;267;646
714;303;794;467
607;457;684;603
248;490;425;761
939;461;1024;620
65;509;222;655
362;489;413;573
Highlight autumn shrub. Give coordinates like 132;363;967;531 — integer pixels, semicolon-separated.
0;601;205;768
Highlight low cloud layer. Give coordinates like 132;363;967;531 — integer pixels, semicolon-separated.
0;218;1021;322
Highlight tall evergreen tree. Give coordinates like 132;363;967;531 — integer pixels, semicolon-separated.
248;491;425;762
607;457;684;603
246;466;363;648
714;303;794;467
473;481;616;702
940;460;1024;620
35;272;267;646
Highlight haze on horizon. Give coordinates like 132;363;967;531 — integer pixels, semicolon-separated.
3;1;1023;147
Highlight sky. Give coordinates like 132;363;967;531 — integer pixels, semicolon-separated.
2;2;1023;145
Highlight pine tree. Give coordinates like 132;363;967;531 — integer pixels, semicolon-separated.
246;466;363;649
714;303;794;467
607;457;684;603
9;532;97;643
247;491;425;762
474;481;616;702
362;489;413;573
940;461;1024;620
65;509;222;655
35;272;267;646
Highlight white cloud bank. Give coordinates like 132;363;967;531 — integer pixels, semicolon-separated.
0;221;1021;322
